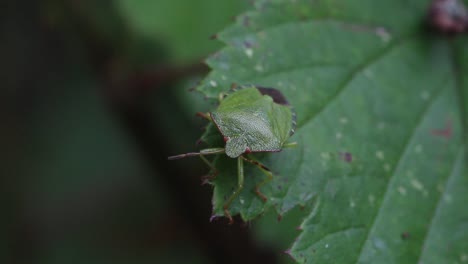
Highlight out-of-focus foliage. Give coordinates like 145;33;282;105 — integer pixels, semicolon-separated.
2;1;267;264
118;0;249;63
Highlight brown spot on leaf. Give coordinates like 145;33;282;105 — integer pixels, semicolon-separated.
339;152;353;162
431;120;453;139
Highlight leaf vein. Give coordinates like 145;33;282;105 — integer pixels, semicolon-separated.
354;76;449;263
417;146;465;263
298;34;414;128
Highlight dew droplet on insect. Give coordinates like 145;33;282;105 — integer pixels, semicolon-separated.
210;80;218;87
245;48;254;58
398;186;407;196
376;151;385;160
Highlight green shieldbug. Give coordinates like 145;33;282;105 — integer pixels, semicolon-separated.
168;85;297;223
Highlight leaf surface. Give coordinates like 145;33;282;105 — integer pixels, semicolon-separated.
197;0;468;263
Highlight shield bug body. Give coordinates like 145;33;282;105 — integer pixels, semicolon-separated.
168;85;297;223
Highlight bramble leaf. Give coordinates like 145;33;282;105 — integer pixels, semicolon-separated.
197;0;468;263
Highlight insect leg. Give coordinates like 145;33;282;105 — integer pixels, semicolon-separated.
283;142;298;148
241;156;272;202
223;157;244;224
199;155;219;185
195;112;211;121
168;148;224;160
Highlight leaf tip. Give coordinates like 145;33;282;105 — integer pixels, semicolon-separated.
283;248;297;261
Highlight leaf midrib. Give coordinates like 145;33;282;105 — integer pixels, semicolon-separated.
416;146;465;263
354;71;450;264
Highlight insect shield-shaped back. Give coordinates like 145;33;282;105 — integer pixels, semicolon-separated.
210;85;296;158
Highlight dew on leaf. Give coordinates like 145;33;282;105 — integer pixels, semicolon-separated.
384;163;391;172
377;122;386;130
421;90;430;100
460;254;468;262
398;186;407;196
376;27;391;42
444;194;453;204
376;151;385;160
372;237;387;250
410;179;424;191
245;48;254;58
336;132;343;139
414;144;423;153
254;64;264;72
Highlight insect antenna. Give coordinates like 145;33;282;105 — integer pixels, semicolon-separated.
168;148;225;160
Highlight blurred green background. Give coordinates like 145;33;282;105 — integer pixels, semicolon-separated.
1;1;307;263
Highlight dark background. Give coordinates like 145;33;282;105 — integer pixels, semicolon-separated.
1;1;306;263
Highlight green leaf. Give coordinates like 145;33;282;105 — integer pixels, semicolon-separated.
117;0;249;63
196;0;468;263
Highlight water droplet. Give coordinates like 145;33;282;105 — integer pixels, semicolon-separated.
421;91;430;100
245;48;254;58
377;122;385;130
210;80;218;87
364;69;374;79
410;179;424;191
376;151;385;160
320;152;331;160
444;194;453;203
398;186;407;196
414;144;423;153
384;163;391;172
372;237;387;250
376;27;391;43
460;254;468;262
254;64;264;72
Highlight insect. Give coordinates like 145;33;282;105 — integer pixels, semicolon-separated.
168;85;297;223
